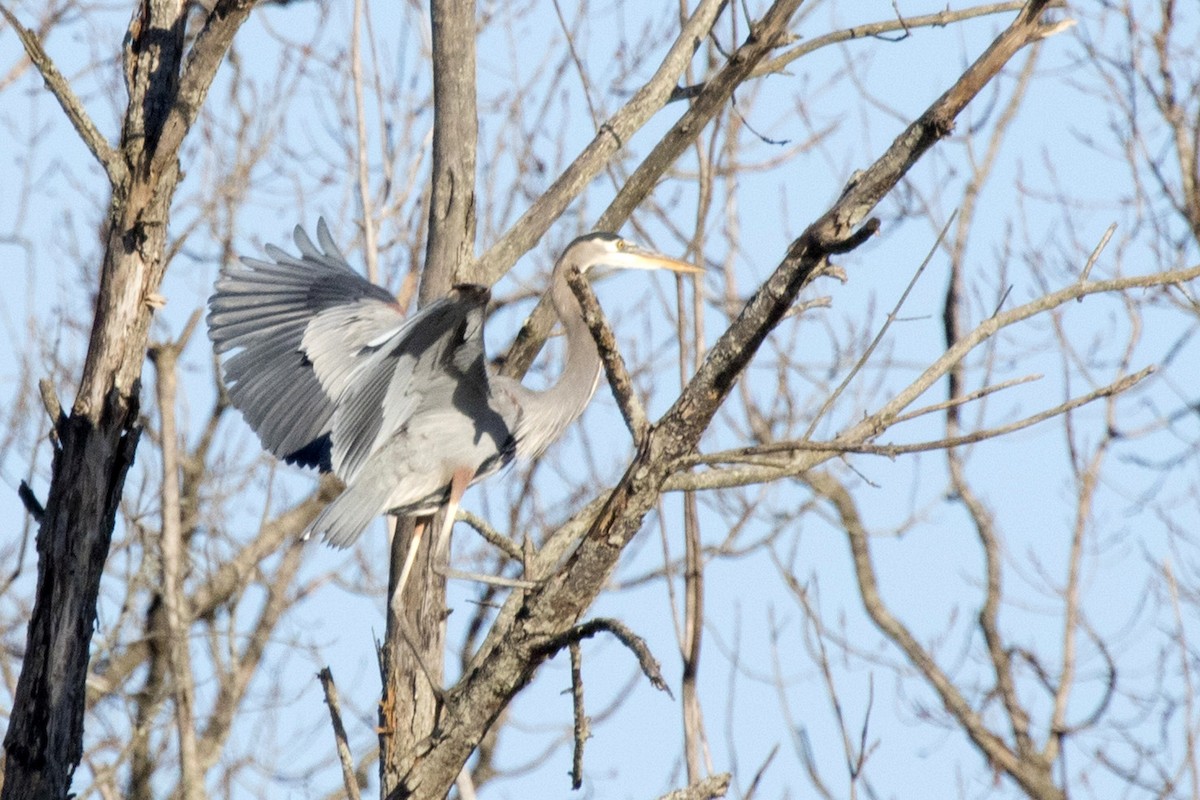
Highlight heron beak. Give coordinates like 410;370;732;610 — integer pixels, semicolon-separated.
609;244;704;275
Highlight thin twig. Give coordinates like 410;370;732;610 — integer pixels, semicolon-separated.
0;3;121;180
1053;621;1116;737
318;667;362;800
539;617;673;698
680;365;1151;469
433;566;538;590
569;641;588;790
804;211;955;439
351;0;378;284
456;509;523;561
890;374;1042;425
743;744;779;800
1164;561;1199;799
566;267;650;443
1078;222;1117;289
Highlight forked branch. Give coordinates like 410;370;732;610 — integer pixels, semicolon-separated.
393;4;1064;797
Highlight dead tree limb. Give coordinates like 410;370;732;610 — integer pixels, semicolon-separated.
386;4;1061;798
1;2;255;797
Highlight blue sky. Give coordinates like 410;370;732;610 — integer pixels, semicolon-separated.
2;1;1199;798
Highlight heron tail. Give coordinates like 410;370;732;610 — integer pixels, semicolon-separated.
305;475;392;548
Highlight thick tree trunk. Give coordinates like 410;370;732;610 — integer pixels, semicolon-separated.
378;0;478;796
0;1;254;796
2;159;179;799
1;408;141;799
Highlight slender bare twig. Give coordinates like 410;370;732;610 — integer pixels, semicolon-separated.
539;617;672;698
569;641;588;790
433;566;538;591
456;509;523;561
1165;561;1200;798
675;365;1152;478
550;0;600;130
1079;222;1116;286
566;267;649;442
774;561;872;797
743;744;780;800
0;3;121;180
148;314;204;800
891;374;1042;425
318;668;362;800
674;2;1032;100
351;0;378;283
804;212;955;439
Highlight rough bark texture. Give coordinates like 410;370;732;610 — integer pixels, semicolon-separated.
1;408;141;800
0;2;254;797
379;0;479;796
421;0;478;298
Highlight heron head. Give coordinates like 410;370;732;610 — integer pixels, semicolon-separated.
561;231;703;278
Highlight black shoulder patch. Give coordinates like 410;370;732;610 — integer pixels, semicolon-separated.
285;433;333;472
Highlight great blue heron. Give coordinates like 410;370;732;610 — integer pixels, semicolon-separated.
207;220;700;596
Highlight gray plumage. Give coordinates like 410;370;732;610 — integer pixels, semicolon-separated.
207;219;700;552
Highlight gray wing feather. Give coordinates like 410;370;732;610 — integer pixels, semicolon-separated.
209;218;497;505
207;219;397;464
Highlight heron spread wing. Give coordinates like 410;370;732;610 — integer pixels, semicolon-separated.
208;219;495;489
208;219;399;466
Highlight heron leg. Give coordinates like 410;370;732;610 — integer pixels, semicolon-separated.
391;516;428;617
432;467;473;572
388;469;472;618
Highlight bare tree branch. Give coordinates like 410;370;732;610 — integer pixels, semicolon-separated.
540;617;672;697
0;3;121;181
351;0;379;284
148;318;204;800
568;641;587;790
319;667;363;800
475;0;727;290
807;469;1062;800
567;266;650;442
656;773;732;800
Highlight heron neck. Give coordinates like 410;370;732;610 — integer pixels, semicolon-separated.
552;264;603;403
513;265;602;460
